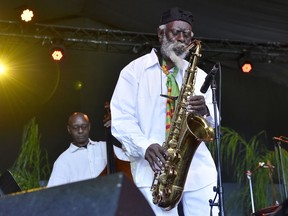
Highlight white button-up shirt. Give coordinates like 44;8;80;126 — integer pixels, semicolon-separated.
111;48;217;191
47;139;107;187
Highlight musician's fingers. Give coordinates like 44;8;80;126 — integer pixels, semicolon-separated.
145;154;158;172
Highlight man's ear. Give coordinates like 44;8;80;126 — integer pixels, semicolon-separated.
67;125;71;134
157;28;164;43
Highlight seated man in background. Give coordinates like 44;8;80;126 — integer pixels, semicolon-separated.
47;112;107;187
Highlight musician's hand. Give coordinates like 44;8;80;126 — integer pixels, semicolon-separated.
145;143;168;172
186;95;210;116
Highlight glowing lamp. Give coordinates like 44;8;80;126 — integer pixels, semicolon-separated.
241;61;253;73
51;48;64;61
21;9;34;22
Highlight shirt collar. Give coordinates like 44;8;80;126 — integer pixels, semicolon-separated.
146;48;161;69
69;138;94;153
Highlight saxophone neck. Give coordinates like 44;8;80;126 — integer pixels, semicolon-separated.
187;40;202;57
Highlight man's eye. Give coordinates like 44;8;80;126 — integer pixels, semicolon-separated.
172;30;180;35
171;30;192;38
71;125;88;130
183;32;191;37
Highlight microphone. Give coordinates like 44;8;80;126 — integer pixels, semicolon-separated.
200;62;219;93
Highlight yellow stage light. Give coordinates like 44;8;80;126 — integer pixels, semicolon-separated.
49;39;65;61
51;48;64;61
0;63;6;75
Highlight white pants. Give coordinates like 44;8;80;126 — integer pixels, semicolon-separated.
139;182;219;216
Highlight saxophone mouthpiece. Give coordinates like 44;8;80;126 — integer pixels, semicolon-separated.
187;40;202;58
187;42;195;52
187;40;199;52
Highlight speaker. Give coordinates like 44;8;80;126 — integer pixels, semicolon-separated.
0;170;21;196
0;172;155;216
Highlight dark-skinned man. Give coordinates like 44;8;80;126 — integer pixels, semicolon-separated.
110;7;219;216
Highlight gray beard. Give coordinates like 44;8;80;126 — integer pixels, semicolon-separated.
160;35;189;70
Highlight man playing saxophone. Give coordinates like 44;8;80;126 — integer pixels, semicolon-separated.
110;7;218;216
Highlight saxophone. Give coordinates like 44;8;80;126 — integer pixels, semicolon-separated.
150;40;215;210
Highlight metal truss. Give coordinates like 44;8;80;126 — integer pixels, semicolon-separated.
0;20;288;63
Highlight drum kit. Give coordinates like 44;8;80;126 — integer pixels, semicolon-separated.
248;136;288;216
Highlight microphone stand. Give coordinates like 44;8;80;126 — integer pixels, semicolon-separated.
275;140;288;200
246;170;256;214
209;69;225;216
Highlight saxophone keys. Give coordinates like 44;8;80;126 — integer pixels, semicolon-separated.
158;173;168;185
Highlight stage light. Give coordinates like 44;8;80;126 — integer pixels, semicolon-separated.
21;9;34;22
0;65;4;74
241;60;253;73
49;38;65;61
0;62;7;75
73;81;83;90
238;53;253;73
51;48;64;61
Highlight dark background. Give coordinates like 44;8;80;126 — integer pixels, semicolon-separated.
0;0;287;179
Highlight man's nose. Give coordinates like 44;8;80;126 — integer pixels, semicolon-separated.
176;32;185;42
